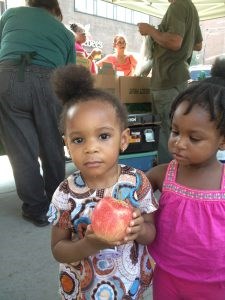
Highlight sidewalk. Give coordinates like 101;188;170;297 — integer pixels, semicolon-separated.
0;156;75;300
0;155;153;300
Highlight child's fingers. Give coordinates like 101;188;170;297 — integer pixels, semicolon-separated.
132;208;141;219
130;213;144;228
124;230;139;242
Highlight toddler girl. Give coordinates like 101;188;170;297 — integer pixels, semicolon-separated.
47;64;157;299
147;76;225;299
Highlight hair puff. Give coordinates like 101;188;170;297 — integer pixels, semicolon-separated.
51;64;94;104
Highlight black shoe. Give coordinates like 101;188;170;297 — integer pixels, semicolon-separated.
22;212;50;227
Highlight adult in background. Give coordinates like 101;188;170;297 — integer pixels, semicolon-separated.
96;34;137;76
0;0;75;226
138;0;202;163
70;23;101;74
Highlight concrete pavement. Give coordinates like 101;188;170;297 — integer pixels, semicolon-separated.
0;155;76;300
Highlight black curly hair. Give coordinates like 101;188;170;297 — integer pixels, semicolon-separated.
211;56;225;79
51;64;128;134
70;23;82;33
170;80;225;137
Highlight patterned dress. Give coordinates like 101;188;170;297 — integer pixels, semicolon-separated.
47;165;158;300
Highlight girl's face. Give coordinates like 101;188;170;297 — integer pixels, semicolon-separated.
168;101;225;167
64;100;129;188
114;37;126;51
76;31;86;44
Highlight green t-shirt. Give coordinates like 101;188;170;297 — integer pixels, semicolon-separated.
0;7;75;67
151;0;202;90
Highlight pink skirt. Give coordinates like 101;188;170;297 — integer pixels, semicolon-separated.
153;265;225;300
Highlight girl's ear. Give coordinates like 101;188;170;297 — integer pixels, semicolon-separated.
218;136;225;150
120;128;130;153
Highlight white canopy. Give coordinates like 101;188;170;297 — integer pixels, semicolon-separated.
104;0;225;21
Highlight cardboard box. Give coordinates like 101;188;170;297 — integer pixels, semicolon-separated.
118;76;152;103
93;74;119;97
93;75;152;105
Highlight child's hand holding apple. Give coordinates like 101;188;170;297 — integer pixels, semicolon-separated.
85;222;121;249
123;208;145;243
84;197;153;256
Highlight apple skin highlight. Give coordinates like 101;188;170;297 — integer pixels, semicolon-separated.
91;196;133;242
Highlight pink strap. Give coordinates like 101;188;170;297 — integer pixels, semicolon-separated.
163;160;177;188
221;164;225;190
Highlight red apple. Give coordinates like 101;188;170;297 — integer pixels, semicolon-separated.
91;196;133;242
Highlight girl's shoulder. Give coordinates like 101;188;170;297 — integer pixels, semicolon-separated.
119;165;151;192
127;53;135;59
145;163;168;192
95;54;116;66
105;54;117;62
127;53;137;61
75;42;84;52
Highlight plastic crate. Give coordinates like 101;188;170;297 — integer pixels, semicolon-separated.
119;151;158;172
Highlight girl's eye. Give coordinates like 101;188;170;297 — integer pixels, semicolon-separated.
190;136;200;142
171;130;179;137
99;133;110;140
72;137;83;144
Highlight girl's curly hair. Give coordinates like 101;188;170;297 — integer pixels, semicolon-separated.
51;64;128;134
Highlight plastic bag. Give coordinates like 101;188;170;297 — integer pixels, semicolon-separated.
134;35;154;77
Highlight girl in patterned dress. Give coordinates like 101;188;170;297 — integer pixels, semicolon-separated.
146;73;225;299
47;64;157;299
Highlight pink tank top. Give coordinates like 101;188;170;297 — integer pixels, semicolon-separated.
75;42;97;74
105;55;134;76
148;160;225;283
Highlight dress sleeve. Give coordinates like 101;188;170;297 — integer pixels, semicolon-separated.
47;181;73;230
135;169;158;214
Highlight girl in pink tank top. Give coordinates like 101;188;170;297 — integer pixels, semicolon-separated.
146;70;225;299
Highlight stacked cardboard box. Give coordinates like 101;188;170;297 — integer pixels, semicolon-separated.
93;74;152;104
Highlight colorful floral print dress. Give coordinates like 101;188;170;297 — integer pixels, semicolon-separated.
47;165;158;300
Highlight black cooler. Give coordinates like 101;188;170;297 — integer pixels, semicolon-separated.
119;113;161;171
125;113;161;154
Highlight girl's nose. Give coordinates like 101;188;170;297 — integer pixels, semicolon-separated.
84;141;98;153
175;137;187;149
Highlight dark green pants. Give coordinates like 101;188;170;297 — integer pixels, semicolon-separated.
151;82;188;164
0;62;65;216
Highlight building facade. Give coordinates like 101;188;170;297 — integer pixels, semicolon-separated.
1;0;225;65
59;0;160;59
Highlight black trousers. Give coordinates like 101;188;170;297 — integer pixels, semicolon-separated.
0;62;65;216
